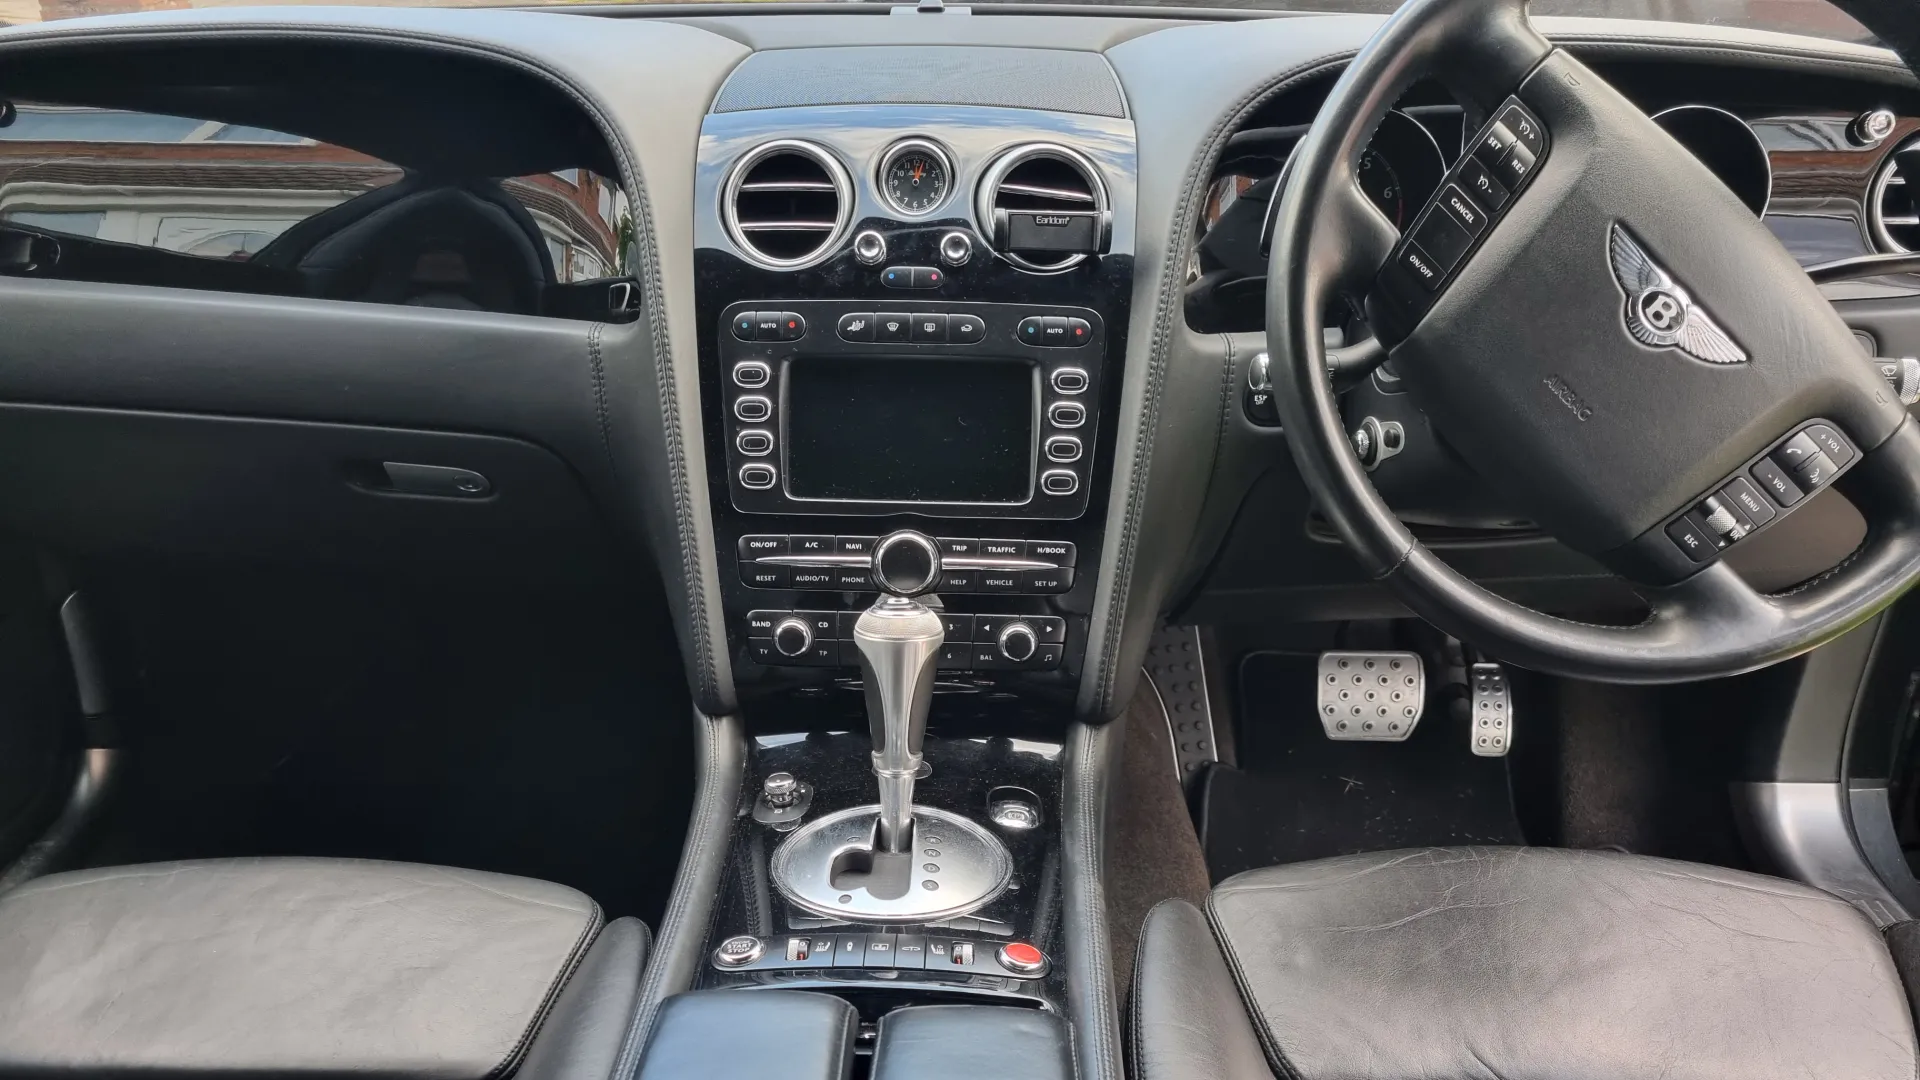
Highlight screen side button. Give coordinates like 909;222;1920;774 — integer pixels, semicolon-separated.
1040;470;1079;496
1051;369;1089;395
739;463;776;490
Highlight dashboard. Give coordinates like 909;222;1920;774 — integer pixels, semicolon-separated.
0;5;1913;724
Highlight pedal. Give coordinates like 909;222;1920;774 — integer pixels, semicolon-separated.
1317;651;1424;741
1468;663;1513;757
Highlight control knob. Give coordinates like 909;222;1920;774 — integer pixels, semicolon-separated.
996;621;1038;663
772;617;814;658
872;530;942;597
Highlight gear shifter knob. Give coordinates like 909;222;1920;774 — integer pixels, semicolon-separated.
855;530;945;853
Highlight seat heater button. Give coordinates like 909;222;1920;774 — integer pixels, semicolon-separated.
1791;451;1839;491
1719;476;1776;528
1773;432;1822;472
1495;142;1538;188
1751;458;1805;507
1411;209;1473;271
1497;103;1547;157
838;312;876;342
1474;120;1518;167
1457;157;1511;211
1805;424;1856;467
1666;513;1718;562
1437;184;1489;237
1396;242;1445;292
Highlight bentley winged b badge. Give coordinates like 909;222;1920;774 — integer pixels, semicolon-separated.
1608;224;1747;365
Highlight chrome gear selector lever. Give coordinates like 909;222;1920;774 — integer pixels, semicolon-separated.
855;531;944;853
769;529;1012;922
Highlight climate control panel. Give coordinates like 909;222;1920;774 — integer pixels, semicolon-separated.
744;608;1065;671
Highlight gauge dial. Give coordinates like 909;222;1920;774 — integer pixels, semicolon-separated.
1357;148;1409;228
880;141;952;216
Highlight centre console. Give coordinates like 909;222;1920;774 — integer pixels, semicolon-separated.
683;90;1135;1056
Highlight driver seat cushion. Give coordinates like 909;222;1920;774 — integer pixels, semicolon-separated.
0;856;646;1079
1132;846;1917;1080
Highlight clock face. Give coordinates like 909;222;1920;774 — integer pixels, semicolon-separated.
882;145;950;215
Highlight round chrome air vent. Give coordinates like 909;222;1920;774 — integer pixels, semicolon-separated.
1870;134;1920;253
723;140;853;271
974;143;1110;274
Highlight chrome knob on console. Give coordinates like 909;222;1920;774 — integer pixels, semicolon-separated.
939;231;973;267
996;622;1038;663
853;229;887;266
872;530;942;597
773;617;814;658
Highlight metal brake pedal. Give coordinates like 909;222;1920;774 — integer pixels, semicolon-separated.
1317;651;1424;741
1468;662;1513;757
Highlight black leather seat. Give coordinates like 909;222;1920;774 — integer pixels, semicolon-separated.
1133;847;1920;1080
0;857;648;1079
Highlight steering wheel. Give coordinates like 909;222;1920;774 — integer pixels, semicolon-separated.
1270;0;1920;683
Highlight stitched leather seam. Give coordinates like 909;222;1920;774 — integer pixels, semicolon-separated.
1203;893;1305;1080
600;920;657;1080
492;901;606;1080
1210;334;1238;483
0;22;722;709
617;711;735;1077
588;321;615;471
1069;721;1121;1080
1095;53;1352;718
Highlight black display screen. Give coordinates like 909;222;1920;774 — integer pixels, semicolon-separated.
784;356;1036;503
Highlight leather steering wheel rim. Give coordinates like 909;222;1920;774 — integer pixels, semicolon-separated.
1267;0;1920;684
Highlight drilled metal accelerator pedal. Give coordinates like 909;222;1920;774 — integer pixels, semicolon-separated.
1317;651;1424;741
1468;662;1513;756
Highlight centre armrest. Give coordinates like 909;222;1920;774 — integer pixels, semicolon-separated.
870;1005;1071;1080
636;991;856;1080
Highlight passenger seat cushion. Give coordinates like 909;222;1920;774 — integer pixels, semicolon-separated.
1208;846;1917;1080
0;857;604;1079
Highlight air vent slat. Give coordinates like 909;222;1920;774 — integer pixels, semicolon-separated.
725;141;851;269
995;182;1098;204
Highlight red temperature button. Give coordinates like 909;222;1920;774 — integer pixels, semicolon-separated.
998;941;1047;975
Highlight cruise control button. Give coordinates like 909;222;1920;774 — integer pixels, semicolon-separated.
1495;141;1538;188
1804;424;1855;467
1474;120;1518;167
1751;458;1805;507
1395;242;1444;292
1792;451;1839;491
912;313;949;343
1457;157;1511;211
1017;316;1047;344
1719;476;1776;528
1665;513;1717;562
1411;209;1474;270
1496;102;1546;157
875;313;911;343
950;313;985;343
838;312;876;342
1436;184;1488;237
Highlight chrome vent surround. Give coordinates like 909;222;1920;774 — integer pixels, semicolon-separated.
974;143;1109;274
723;140;853;271
1870;135;1920;253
